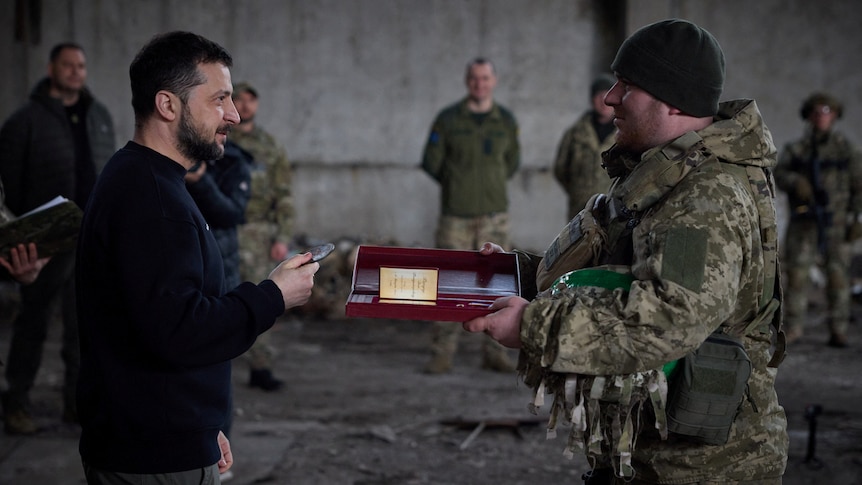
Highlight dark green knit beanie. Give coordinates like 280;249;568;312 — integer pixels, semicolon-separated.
611;19;725;117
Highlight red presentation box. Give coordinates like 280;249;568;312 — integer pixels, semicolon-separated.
345;245;521;322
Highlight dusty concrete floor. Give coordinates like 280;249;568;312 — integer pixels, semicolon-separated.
0;281;860;485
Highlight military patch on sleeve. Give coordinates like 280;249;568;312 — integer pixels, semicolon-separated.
543;214;584;271
428;131;440;144
661;227;708;292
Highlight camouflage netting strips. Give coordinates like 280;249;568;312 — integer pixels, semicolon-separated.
518;268;671;479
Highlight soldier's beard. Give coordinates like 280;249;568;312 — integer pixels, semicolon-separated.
177;105;228;162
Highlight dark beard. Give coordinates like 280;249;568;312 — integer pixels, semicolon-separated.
177;107;225;162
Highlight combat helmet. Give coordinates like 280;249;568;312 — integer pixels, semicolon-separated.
800;92;843;119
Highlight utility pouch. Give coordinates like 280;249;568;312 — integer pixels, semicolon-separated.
666;332;752;445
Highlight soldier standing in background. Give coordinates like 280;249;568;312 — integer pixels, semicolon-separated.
421;58;520;374
232;82;294;391
0;43;115;434
553;74;617;221
774;92;862;348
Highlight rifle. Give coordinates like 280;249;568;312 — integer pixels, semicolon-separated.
807;132;832;256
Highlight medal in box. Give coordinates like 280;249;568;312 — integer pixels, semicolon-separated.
345;245;521;322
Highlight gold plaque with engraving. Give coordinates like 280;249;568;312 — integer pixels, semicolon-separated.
379;267;438;301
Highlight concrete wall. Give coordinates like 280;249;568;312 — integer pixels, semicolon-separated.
2;0;861;252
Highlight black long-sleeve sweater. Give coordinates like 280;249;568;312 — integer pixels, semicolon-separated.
76;141;284;473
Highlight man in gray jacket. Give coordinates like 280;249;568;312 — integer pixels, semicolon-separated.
0;42;115;434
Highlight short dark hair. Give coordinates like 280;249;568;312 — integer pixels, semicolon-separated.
49;42;84;62
129;31;233;124
466;57;495;76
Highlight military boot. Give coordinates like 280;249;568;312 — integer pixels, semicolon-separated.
3;409;39;435
827;316;850;348
784;326;803;344
481;340;515;372
828;332;849;348
481;352;515;372
2;393;37;435
423;353;453;374
424;322;457;374
4;407;37;435
249;369;284;391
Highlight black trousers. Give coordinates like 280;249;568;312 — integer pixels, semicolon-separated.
4;250;78;412
83;462;220;485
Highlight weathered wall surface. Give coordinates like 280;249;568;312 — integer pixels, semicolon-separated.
1;0;860;251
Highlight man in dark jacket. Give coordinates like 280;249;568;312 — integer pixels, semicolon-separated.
0;42;115;434
186;140;253;290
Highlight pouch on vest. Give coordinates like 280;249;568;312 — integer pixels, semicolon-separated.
536;193;608;291
665;332;752;445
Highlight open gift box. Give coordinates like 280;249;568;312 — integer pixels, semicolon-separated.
345;245;521;322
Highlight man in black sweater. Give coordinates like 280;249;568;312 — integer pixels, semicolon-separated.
75;31;318;483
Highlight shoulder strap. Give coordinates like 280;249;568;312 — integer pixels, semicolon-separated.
723;163;785;367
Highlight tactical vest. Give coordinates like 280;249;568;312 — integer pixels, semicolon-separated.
525;132;785;479
540;133;784;355
604;134;785;362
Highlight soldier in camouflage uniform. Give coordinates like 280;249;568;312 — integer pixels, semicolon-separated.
464;20;788;483
421;58;520;374
774;92;862;348
553;74;617;220
232;82;295;391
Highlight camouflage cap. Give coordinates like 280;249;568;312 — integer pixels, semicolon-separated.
232;81;258;99
800;92;843;120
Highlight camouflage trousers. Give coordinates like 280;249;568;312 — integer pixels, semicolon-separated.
593;474;781;485
782;219;851;335
429;213;511;361
237;221;281;369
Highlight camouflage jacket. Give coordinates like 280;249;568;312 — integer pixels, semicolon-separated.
229;125;293;244
774;127;862;226
421;98;520;217
520;100;788;483
552;111;615;220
